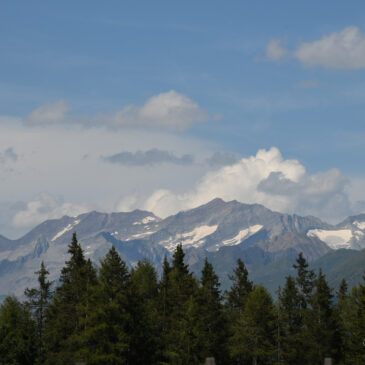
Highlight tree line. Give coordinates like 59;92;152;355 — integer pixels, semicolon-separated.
0;232;364;364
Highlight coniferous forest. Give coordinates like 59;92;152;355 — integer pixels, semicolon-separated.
0;233;365;365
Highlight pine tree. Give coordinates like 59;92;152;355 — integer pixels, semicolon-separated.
343;273;365;364
129;259;160;364
43;232;97;364
293;252;315;311
0;296;37;365
305;269;340;364
278;275;303;364
228;286;276;365
24;261;53;363
76;245;131;364
225;258;253;315
161;244;201;365
197;258;228;364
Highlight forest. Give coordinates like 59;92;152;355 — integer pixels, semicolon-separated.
0;232;364;365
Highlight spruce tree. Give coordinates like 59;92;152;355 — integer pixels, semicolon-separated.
161;244;200;365
43;232;97;364
225;258;253;315
198;258;228;364
24;261;53;363
278;275;303;364
228;286;276;365
293;252;315;311
305;269;340;364
76;245;131;364
129;259;159;364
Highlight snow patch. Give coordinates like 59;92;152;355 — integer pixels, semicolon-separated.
353;221;365;230
51;220;80;242
142;216;156;224
307;229;353;249
222;225;263;247
126;231;156;240
133;216;156;225
179;225;218;246
159;225;218;251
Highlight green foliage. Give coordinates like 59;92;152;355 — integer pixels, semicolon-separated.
7;237;365;365
228;286;276;364
76;245;131;364
43;232;97;364
0;296;37;365
225;258;253;314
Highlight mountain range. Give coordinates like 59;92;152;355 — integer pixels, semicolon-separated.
1;198;364;300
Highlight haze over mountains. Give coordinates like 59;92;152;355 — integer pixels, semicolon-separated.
1;198;364;299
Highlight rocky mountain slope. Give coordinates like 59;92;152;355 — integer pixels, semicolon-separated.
0;198;364;298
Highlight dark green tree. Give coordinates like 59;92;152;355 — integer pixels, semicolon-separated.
278;275;303;364
24;261;53;363
76;245;131;364
197;258;228;364
0;296;37;365
43;232;97;364
129;259;160;364
305;270;340;364
228;286;276;365
225;258;253;315
293;252;315;311
161;244;201;365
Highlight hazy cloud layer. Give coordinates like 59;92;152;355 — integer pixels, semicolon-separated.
266;26;365;69
102;149;194;166
25;100;70;126
22;91;208;131
12;192;89;229
138;147;353;221
0;147;18;164
205;151;240;167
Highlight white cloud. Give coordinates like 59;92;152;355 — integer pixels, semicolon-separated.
25;99;70;125
22;91;208;131
12;192;89;229
266;26;365;69
139;147;353;222
265;39;287;60
294;26;365;69
105;90;207;131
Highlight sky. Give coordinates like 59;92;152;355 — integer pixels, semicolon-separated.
1;1;365;238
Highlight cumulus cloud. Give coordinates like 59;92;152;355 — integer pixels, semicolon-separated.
266;26;365;69
102;149;194;166
12;192;89;229
265;39;288;60
103;90;207;131
25;100;70;126
138;147;352;222
23;91;208;131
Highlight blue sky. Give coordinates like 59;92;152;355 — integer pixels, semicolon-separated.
1;1;365;237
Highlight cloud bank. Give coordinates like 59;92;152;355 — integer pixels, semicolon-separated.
102;149;194;166
266;26;365;69
137;147;352;221
22;91;208;131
